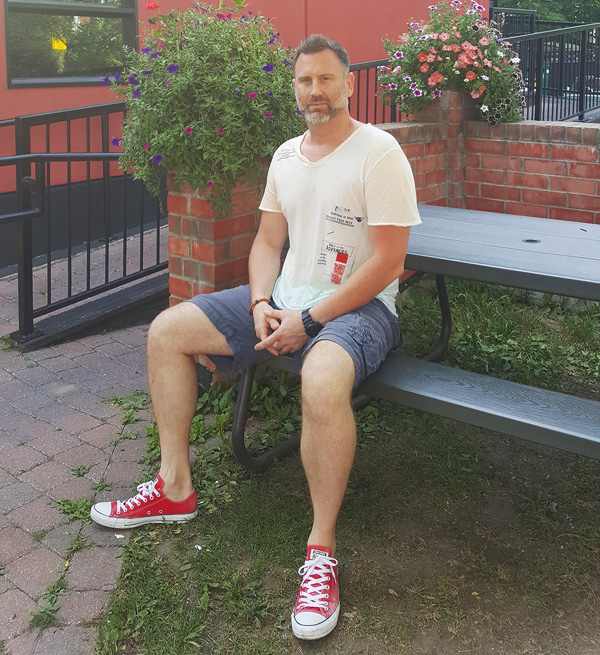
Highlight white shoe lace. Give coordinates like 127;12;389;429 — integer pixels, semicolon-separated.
296;555;338;611
116;479;160;515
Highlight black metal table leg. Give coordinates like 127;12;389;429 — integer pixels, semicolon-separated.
230;364;300;473
423;274;451;362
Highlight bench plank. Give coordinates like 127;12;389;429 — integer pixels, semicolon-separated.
358;354;600;459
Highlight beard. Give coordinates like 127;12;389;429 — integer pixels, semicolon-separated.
297;87;349;124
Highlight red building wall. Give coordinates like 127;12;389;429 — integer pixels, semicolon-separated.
0;0;477;123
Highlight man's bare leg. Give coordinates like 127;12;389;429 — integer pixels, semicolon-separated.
300;340;356;555
147;302;233;501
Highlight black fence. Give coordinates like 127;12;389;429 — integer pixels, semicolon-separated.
349;59;399;125
1;104;167;348
509;24;600;121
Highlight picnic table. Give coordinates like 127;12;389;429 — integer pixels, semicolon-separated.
231;206;600;472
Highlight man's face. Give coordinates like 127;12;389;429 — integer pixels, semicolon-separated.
294;49;354;125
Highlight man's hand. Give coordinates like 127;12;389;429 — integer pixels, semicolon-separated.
252;302;281;357
254;308;309;355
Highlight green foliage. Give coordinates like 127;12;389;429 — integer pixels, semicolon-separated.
400;279;600;389
497;0;600;25
71;465;90;477
29;575;68;631
106;390;150;427
380;0;525;125
109;3;303;213
53;498;93;523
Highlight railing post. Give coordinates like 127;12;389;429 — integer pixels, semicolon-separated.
578;29;588;121
534;37;543;120
13;117;37;342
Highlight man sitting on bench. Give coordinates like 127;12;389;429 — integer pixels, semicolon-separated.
90;34;421;641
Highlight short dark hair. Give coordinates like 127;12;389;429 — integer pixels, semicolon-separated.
292;34;350;76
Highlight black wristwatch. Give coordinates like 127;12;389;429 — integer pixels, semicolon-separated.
301;309;324;338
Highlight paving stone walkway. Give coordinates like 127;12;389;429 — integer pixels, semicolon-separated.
0;270;156;654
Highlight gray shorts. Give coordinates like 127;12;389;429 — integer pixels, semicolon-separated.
187;285;402;388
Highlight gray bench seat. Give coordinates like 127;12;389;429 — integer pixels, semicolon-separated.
230;353;600;472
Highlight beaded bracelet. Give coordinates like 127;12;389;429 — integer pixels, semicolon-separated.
249;297;271;315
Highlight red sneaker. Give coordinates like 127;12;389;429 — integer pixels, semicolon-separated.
90;476;197;529
291;545;340;640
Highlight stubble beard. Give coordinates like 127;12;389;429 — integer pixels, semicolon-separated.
298;89;349;125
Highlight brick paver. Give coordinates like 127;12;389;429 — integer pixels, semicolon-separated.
0;267;154;654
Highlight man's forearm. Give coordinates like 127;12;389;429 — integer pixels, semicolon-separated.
309;255;404;325
248;238;283;302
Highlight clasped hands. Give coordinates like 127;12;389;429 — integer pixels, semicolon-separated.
253;305;309;357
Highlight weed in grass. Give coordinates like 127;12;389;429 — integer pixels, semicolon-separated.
29;574;68;631
32;529;47;543
94;476;112;493
53;498;92;523
66;533;91;559
1;334;17;350
105;390;150;426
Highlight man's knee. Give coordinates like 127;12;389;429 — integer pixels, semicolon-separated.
301;341;355;412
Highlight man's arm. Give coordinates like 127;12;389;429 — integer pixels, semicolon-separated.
248;210;288;356
256;224;412;354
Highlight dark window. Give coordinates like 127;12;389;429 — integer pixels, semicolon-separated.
5;0;137;88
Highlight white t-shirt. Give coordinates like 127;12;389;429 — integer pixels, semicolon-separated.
258;123;421;316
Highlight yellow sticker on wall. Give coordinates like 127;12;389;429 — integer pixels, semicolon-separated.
52;37;67;51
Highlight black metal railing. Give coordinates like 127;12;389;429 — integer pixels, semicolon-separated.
508;24;600;121
1;103;167;346
350;59;399;124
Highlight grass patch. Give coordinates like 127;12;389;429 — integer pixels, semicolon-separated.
95;280;600;655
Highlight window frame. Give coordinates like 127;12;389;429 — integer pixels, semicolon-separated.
5;0;138;88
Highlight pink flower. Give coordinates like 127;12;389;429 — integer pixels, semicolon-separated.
263;111;272;118
207;182;214;188
247;93;257;98
439;33;450;41
185;126;192;135
465;70;476;81
144;142;150;150
145;0;159;10
420;63;429;72
218;128;224;135
479;36;490;46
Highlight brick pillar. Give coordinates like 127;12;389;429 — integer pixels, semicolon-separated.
166;173;260;305
412;90;478;208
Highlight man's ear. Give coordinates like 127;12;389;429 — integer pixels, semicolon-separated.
346;71;355;98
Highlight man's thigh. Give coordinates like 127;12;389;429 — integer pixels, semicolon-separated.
187;284;274;373
302;298;401;389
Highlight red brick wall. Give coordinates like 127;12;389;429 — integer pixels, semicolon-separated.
166;173;260;304
464;121;600;223
383;93;600;225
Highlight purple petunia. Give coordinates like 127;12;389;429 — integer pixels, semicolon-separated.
103;75;110;86
263;63;275;72
153;154;163;164
410;82;417;89
413;89;422;96
132;88;140;99
128;74;138;85
114;72;120;82
150;52;161;59
111;137;121;147
167;64;179;73
284;60;292;66
247;92;257;98
142;70;152;75
394;51;403;59
141;46;152;54
235;88;240;93
433;89;442;97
